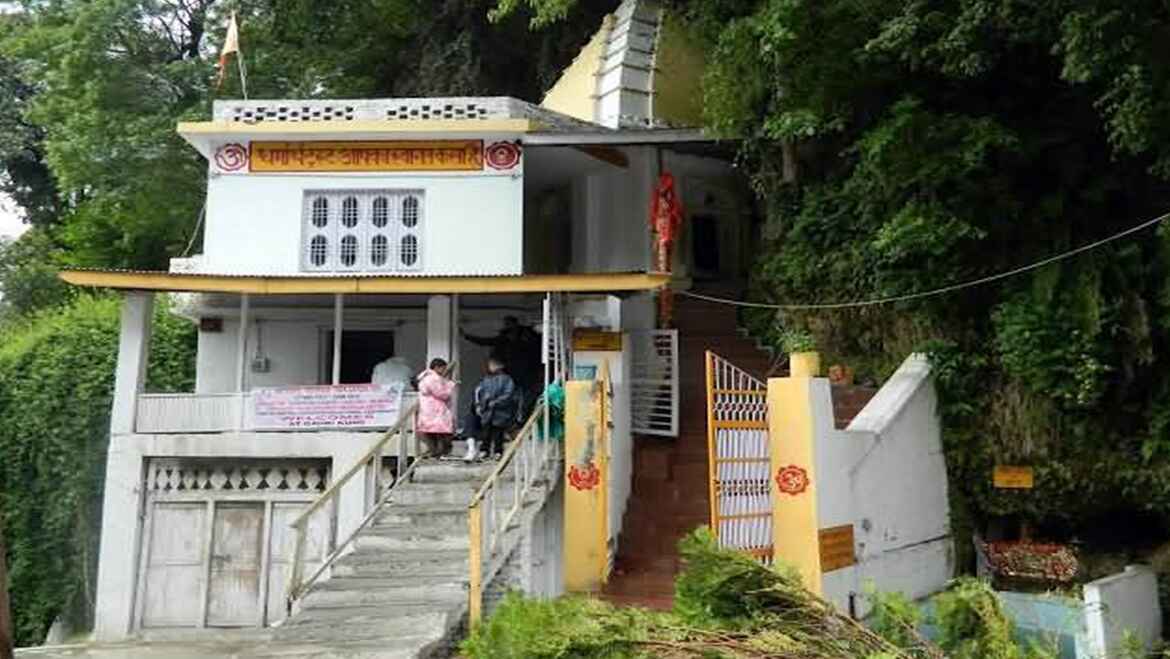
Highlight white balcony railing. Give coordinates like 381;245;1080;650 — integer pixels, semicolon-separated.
135;391;419;434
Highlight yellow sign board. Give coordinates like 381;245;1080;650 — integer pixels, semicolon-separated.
572;329;622;351
818;525;856;573
249;140;484;172
993;465;1035;489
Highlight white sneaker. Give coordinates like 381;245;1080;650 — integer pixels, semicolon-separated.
463;438;478;462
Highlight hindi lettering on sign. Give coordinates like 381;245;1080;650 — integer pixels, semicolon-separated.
249;140;484;172
249;383;405;430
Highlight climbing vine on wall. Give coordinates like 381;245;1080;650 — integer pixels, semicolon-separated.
0;296;194;645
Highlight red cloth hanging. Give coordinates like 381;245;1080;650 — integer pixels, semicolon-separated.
650;173;684;245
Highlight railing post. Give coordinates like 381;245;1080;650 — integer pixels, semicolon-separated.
287;521;307;608
468;503;483;625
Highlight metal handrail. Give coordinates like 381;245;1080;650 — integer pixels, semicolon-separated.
285;400;420;607
467;401;559;625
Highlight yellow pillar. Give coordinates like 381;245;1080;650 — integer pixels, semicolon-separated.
768;355;823;594
563;378;608;592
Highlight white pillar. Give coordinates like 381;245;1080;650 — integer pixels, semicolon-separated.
332;294;344;385
96;292;153;640
110;292;155;435
92;437;144;641
235;293;250;393
426;295;454;363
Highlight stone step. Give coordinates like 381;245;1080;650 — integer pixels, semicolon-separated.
369;513;468;535
246;638;438;659
299;580;466;610
410;462;498;484
276;606;458;644
353;528;469;552
314;571;470;589
375;502;468;526
332;547;468;570
389;482;491;506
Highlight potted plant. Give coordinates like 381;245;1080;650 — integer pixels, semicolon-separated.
780;328;820;377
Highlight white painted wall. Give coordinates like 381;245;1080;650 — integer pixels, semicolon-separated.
196;315;427;393
569;147;654;274
203;169;522;276
529;484;566;599
1084;565;1162;658
93;430;378;641
808;355;953;616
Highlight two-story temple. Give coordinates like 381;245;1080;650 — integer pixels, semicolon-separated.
59;1;953;655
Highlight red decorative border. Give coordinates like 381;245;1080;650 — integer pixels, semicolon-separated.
776;465;810;496
485;141;521;170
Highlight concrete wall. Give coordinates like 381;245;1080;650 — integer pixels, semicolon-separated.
569;147;655;274
93;431;378;641
483;484;565;616
192;304;521;399
203;165;523;276
1083;565;1162;658
770;354;953;617
841;355;953;615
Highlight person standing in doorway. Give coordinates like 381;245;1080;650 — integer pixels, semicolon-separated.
463;316;540;418
416;358;456;458
477;357;517;460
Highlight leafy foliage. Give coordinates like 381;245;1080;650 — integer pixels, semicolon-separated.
0;0;613;269
494;0;1170;570
465;530;1055;658
0;296;194;645
0;229;74;322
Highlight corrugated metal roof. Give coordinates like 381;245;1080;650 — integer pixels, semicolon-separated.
58;268;669;295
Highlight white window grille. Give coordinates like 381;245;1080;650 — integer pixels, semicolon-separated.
301;190;424;272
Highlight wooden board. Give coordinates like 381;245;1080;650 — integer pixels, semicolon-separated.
142;502;207;628
818;525;856;573
572;329;622;351
993;465;1035;489
206;503;265;627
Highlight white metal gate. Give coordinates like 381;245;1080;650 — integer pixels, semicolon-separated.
705;351;772;563
542;292;572;384
630;330;679;437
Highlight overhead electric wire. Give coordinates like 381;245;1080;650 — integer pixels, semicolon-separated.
675;210;1170;310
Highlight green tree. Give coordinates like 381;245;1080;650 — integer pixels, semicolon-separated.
0;0;611;269
494;0;1170;542
0;229;74;321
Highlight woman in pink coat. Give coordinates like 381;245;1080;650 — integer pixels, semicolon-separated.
416;358;457;458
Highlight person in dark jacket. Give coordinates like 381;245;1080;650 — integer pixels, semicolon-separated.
476;357;517;460
462;316;541;417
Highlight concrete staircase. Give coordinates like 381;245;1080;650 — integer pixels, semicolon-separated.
271;460;503;658
601;290;877;610
601;291;777;609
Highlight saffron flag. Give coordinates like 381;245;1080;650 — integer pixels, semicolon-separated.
215;12;240;89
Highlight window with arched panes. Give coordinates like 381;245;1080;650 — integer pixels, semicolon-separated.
302;190;424;272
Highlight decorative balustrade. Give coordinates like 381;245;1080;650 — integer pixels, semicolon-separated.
467;401;559;624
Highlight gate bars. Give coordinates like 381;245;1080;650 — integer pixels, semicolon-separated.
705;351;773;563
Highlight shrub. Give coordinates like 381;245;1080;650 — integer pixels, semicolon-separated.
0;295;194;644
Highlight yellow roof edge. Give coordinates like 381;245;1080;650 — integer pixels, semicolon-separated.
176;118;534;136
59;270;669;295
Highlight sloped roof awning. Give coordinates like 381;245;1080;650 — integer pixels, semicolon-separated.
59;269;669;295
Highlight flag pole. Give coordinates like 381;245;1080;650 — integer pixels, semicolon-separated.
236;45;248;100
